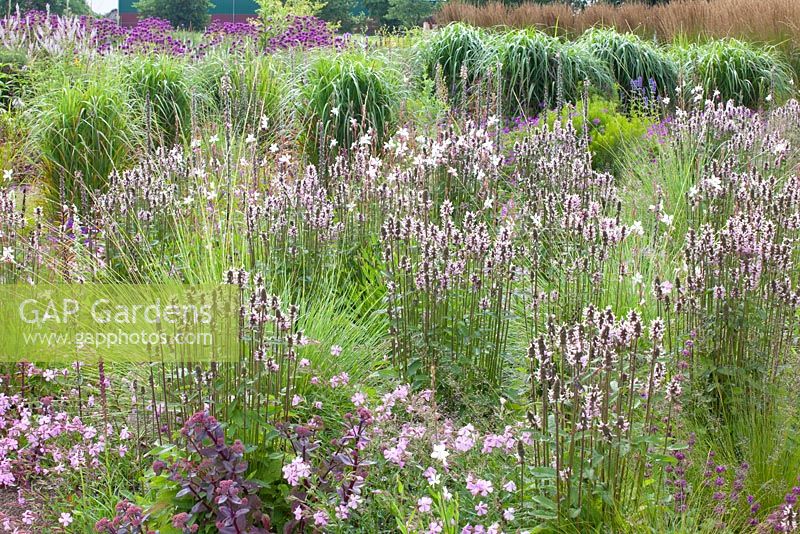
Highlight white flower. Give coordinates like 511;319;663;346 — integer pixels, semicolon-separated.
209;135;219;144
331;106;339;116
246;133;257;144
2;169;12;181
431;442;450;465
1;247;14;264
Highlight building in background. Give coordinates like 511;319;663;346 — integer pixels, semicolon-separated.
118;0;260;26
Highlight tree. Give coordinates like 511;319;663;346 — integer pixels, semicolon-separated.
318;0;357;30
132;0;215;29
385;0;436;28
364;0;395;27
8;0;93;15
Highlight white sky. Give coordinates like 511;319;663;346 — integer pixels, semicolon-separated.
88;0;118;13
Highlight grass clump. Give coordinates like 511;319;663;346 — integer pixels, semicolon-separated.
579;28;678;100
34;74;137;205
497;29;613;116
125;55;191;147
675;39;794;106
300;52;399;164
226;54;288;138
419;23;493;103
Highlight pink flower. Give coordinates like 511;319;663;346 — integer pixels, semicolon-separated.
335;503;349;520
475;501;488;516
384;438;409;467
282;456;311;486
330;345;343;356
351;392;367;406
299;358;311;368
417;496;433;513
58;512;73;527
466;474;494;496
502;480;516;492
313;510;329;527
330;372;349;388
455;424;477;452
503;507;515;521
427;520;444;534
292;395;303;406
21;511;33;525
172;513;189;529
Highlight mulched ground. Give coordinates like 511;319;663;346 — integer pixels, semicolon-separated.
0;488;49;533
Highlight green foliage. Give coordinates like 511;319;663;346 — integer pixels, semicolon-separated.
543;96;653;172
34;74;137;206
125;56;191;148
132;0;215;30
497;29;614;116
183;52;287;142
675;39;794;107
226;55;287;138
386;0;438;28
579;28;678;100
0;49;27;109
256;0;324;20
364;0;392;27
318;0;357;30
419;23;492;102
8;0;93;15
300;52;399;164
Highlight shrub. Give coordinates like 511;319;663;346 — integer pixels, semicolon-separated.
675;39;794;107
96;412;273;533
34;76;136;206
125;56;191;148
387;0;440;28
497;29;614;116
133;0;214;30
543;96;653;172
579;28;678;101
13;0;92;15
419;23;493;103
300;52;399;165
